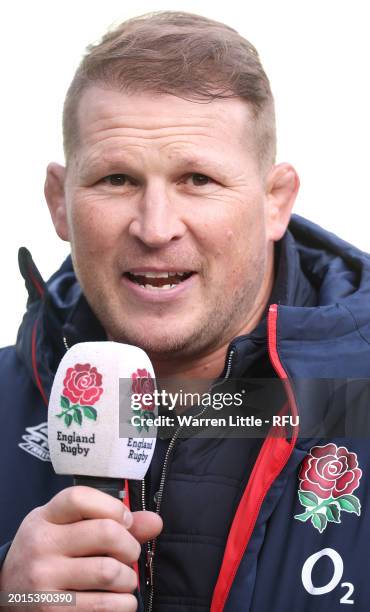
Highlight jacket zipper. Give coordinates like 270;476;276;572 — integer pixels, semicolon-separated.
210;304;299;611
142;348;236;612
142;424;184;612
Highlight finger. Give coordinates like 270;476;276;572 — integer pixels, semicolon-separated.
74;591;137;611
53;556;138;593
42;486;132;526
59;518;141;564
129;511;163;543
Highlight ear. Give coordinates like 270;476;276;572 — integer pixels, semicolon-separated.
44;162;69;241
265;163;300;242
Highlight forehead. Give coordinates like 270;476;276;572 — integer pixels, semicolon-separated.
74;86;255;159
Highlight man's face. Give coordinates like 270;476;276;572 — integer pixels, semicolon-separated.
60;88;275;358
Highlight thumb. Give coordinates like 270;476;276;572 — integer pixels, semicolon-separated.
129;511;163;544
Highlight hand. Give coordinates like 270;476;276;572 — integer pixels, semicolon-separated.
0;486;162;611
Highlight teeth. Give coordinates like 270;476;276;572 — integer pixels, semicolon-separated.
142;283;177;291
132;271;188;278
141;272;169;278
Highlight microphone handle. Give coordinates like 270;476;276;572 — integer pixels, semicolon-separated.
73;475;126;500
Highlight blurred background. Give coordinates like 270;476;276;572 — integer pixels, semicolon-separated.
1;0;369;346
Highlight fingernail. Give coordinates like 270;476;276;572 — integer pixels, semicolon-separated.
123;509;133;528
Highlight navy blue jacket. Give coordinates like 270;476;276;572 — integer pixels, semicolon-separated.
1;214;370;611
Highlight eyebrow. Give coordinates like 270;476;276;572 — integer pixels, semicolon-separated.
77;152;233;181
77;154;126;178
172;156;230;174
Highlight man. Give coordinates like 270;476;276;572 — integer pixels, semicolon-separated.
0;10;369;612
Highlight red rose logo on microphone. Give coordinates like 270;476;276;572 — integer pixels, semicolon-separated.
56;363;103;427
294;444;362;533
131;368;155;432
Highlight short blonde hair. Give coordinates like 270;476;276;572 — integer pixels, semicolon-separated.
63;11;276;168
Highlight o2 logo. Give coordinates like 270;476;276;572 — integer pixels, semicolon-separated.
302;548;354;605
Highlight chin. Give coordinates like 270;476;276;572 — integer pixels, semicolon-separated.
107;324;191;355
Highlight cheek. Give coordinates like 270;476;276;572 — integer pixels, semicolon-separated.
68;196;125;257
204;227;243;285
213;212;266;281
215;228;236;256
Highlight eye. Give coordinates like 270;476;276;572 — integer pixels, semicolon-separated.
102;174;134;186
185;173;214;186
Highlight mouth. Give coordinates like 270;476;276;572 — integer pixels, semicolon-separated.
124;270;194;291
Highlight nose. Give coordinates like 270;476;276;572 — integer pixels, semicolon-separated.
128;181;186;248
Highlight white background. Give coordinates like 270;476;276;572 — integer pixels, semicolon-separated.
1;0;369;346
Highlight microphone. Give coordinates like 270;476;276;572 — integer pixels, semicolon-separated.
48;341;158;499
